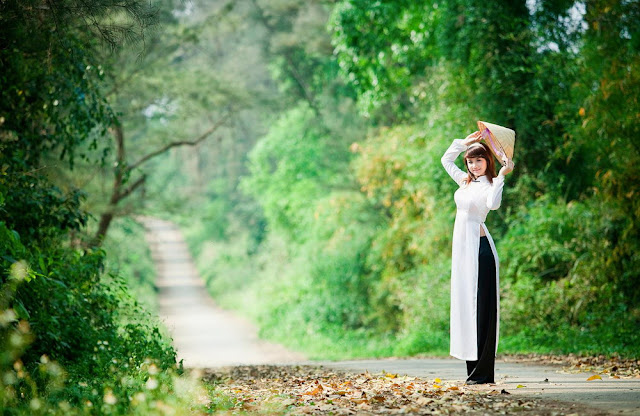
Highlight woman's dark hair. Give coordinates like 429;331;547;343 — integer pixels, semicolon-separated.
463;142;497;184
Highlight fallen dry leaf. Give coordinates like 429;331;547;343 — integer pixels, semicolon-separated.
586;374;602;381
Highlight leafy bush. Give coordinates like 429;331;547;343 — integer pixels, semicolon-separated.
499;197;640;356
0;214;208;414
103;217;159;315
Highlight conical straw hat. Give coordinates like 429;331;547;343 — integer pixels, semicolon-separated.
477;121;516;166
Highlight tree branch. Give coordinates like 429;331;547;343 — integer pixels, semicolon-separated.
127;112;232;172
117;174;147;203
89;113;231;248
249;0;319;115
110;123;126;205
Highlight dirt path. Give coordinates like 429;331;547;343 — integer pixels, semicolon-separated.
140;217;305;368
141;217;639;415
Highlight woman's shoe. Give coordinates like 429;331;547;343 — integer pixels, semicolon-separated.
465;379;494;385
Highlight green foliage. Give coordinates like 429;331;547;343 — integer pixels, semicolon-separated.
0;167;88;245
499;196;640;356
0;0;158;169
0;216;197;414
351;124;460;333
330;0;440;119
0;1;220;413
103;217;160;315
242;103;354;240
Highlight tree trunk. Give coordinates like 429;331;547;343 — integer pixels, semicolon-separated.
86;113;230;247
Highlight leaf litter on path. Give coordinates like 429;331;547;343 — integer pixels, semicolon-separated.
201;365;597;415
501;353;640;379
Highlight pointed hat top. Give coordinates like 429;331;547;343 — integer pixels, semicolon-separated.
477;121;516;166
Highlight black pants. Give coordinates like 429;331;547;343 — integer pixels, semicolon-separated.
466;236;497;384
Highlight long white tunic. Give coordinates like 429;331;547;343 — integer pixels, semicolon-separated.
441;139;505;361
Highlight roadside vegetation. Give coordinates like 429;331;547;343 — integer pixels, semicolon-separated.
0;0;211;414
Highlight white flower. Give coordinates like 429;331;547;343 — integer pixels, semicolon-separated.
104;390;117;405
146;378;159;390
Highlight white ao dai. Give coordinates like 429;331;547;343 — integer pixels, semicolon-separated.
441;139;505;360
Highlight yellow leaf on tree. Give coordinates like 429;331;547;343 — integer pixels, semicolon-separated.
587;374;602;381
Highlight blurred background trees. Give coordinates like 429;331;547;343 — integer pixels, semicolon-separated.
181;0;639;358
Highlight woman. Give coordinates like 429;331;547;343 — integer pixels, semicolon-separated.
440;130;514;385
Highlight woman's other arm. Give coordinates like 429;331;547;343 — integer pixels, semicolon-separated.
487;157;514;210
486;175;505;210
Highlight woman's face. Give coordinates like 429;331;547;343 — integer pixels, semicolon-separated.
466;157;487;178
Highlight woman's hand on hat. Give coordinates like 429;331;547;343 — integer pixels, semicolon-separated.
499;156;515;176
462;131;482;146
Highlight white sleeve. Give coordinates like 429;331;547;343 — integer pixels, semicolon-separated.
440;139;468;186
486;175;505;210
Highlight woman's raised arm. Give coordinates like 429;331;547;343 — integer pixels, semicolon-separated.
441;139;469;187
